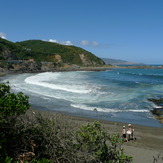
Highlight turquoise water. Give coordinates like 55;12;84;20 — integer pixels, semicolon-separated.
1;69;163;127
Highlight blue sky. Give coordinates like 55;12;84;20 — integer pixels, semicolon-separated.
0;0;163;64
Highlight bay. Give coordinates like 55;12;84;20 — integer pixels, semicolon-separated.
1;68;163;127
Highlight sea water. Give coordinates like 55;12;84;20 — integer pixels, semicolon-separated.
1;69;163;127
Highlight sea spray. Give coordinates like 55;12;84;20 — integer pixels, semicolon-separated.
1;69;163;127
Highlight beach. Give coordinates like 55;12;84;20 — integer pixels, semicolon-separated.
1;69;163;162
2;70;163;128
30;108;163;163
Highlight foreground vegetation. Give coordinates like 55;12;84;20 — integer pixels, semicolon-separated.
0;83;132;163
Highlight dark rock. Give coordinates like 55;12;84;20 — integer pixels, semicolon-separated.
151;108;163;116
148;98;163;116
148;98;163;106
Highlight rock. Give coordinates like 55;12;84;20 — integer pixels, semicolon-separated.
148;98;163;106
148;97;163;123
151;107;163;116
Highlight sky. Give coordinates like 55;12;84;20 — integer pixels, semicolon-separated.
0;0;163;64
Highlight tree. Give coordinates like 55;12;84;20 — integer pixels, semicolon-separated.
0;83;30;119
0;83;132;162
0;83;30;158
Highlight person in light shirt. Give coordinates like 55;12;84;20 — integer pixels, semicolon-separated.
127;124;134;140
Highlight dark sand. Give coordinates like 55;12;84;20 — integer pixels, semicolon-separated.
30;109;163;163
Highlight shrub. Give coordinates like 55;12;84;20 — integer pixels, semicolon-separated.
0;83;30;159
0;83;30;119
76;121;132;162
0;83;132;162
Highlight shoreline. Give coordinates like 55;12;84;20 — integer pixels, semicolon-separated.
30;108;163;163
31;108;163;150
1;64;163;76
1;68;163;128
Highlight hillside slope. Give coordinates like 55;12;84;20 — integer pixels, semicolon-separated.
17;40;105;66
0;38;25;60
0;38;105;66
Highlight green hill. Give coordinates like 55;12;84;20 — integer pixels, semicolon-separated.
0;38;105;66
0;38;25;60
17;40;105;66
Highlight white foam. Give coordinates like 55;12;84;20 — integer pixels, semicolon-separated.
151;103;161;108
152;104;163;109
25;72;60;83
127;109;149;112
25;72;91;94
71;104;149;113
15;85;71;101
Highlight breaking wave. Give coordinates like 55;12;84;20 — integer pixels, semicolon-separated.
71;104;149;113
1;69;163;127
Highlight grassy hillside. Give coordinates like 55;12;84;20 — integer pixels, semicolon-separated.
0;38;24;60
17;40;105;65
0;38;43;61
0;38;105;66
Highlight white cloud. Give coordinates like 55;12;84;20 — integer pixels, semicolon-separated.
92;41;99;46
66;41;73;45
48;38;99;47
48;39;58;43
61;41;73;45
0;32;7;39
80;40;89;46
80;40;99;47
48;39;73;45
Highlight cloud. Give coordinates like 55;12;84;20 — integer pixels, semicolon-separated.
48;39;58;43
48;38;100;47
0;32;7;39
60;41;73;45
80;40;99;47
80;40;89;46
48;39;73;45
92;41;99;46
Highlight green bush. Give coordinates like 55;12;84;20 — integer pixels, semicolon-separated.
76;121;132;162
0;83;132;162
0;83;30;119
0;83;30;159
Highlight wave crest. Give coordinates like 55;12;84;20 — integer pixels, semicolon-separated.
71;104;149;113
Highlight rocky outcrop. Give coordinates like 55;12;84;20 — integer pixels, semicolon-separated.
41;62;58;71
148;98;163;106
54;54;63;63
148;98;163;123
12;61;41;72
0;61;42;73
79;54;104;66
1;48;17;60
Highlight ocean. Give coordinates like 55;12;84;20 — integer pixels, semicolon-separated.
1;68;163;128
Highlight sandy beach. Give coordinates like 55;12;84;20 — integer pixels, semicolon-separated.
1;70;163;162
30;108;163;163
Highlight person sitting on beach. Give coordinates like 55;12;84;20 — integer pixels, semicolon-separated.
127;124;135;140
121;126;128;142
